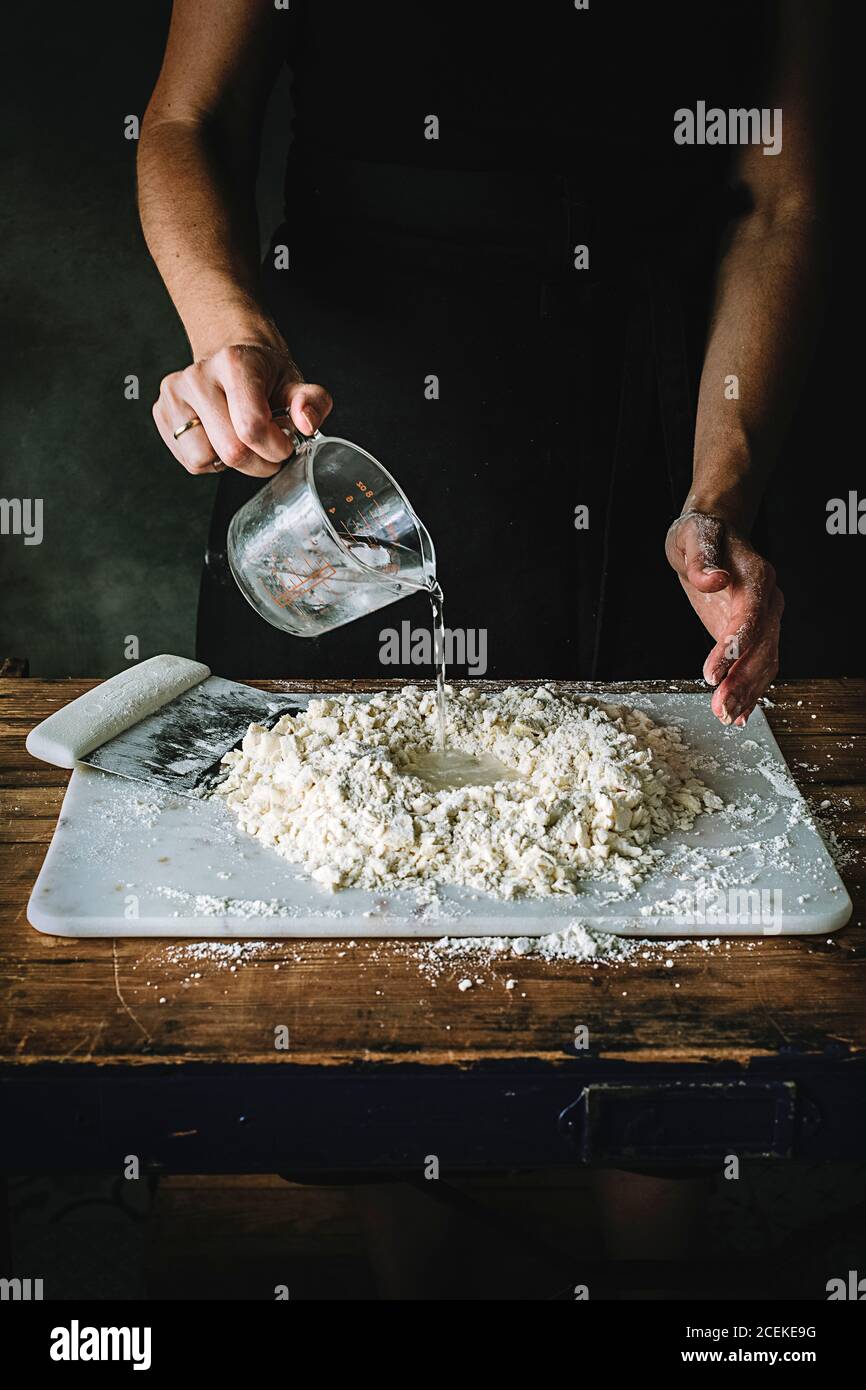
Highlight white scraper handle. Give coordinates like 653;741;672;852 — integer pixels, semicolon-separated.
26;654;211;769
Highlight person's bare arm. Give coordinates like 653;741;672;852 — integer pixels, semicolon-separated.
138;0;331;476
666;0;827;725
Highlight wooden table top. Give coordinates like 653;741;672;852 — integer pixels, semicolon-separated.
1;677;864;1071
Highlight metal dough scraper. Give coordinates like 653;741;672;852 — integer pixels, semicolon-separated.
26;655;301;796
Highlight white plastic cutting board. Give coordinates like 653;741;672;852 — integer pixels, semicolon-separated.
27;693;852;939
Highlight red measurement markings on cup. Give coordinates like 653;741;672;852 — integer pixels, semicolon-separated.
263;557;338;609
329;484;400;548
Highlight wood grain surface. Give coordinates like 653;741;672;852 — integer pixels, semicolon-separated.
1;678;864;1069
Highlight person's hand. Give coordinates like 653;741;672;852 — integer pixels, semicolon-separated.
153;342;333;477
665;512;784;727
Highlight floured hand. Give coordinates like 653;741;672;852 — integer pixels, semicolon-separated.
665;512;784;727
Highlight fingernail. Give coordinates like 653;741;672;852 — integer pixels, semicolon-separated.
702;566;728;577
301;412;316;433
734;714;746;728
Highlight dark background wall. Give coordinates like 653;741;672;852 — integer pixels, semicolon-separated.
0;3;289;676
0;3;852;678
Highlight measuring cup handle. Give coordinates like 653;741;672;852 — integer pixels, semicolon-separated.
270;407;318;457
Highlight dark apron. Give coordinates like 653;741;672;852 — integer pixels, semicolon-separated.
198;157;721;680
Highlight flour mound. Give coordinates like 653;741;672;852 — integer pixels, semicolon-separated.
215;685;722;898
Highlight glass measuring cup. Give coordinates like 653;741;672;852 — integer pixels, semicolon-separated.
227;410;436;637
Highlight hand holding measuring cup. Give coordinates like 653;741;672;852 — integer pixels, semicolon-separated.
152;341;333;477
152;338;435;639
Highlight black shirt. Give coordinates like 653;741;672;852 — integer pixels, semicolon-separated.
284;0;775;226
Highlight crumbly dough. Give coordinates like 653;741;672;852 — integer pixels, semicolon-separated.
215;685;723;899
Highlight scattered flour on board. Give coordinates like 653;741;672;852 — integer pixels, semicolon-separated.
214;685;723;899
152;885;297;919
68;685;855;983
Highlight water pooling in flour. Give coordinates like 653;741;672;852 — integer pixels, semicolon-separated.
395;566;448;754
429;579;447;752
396;570;519;791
